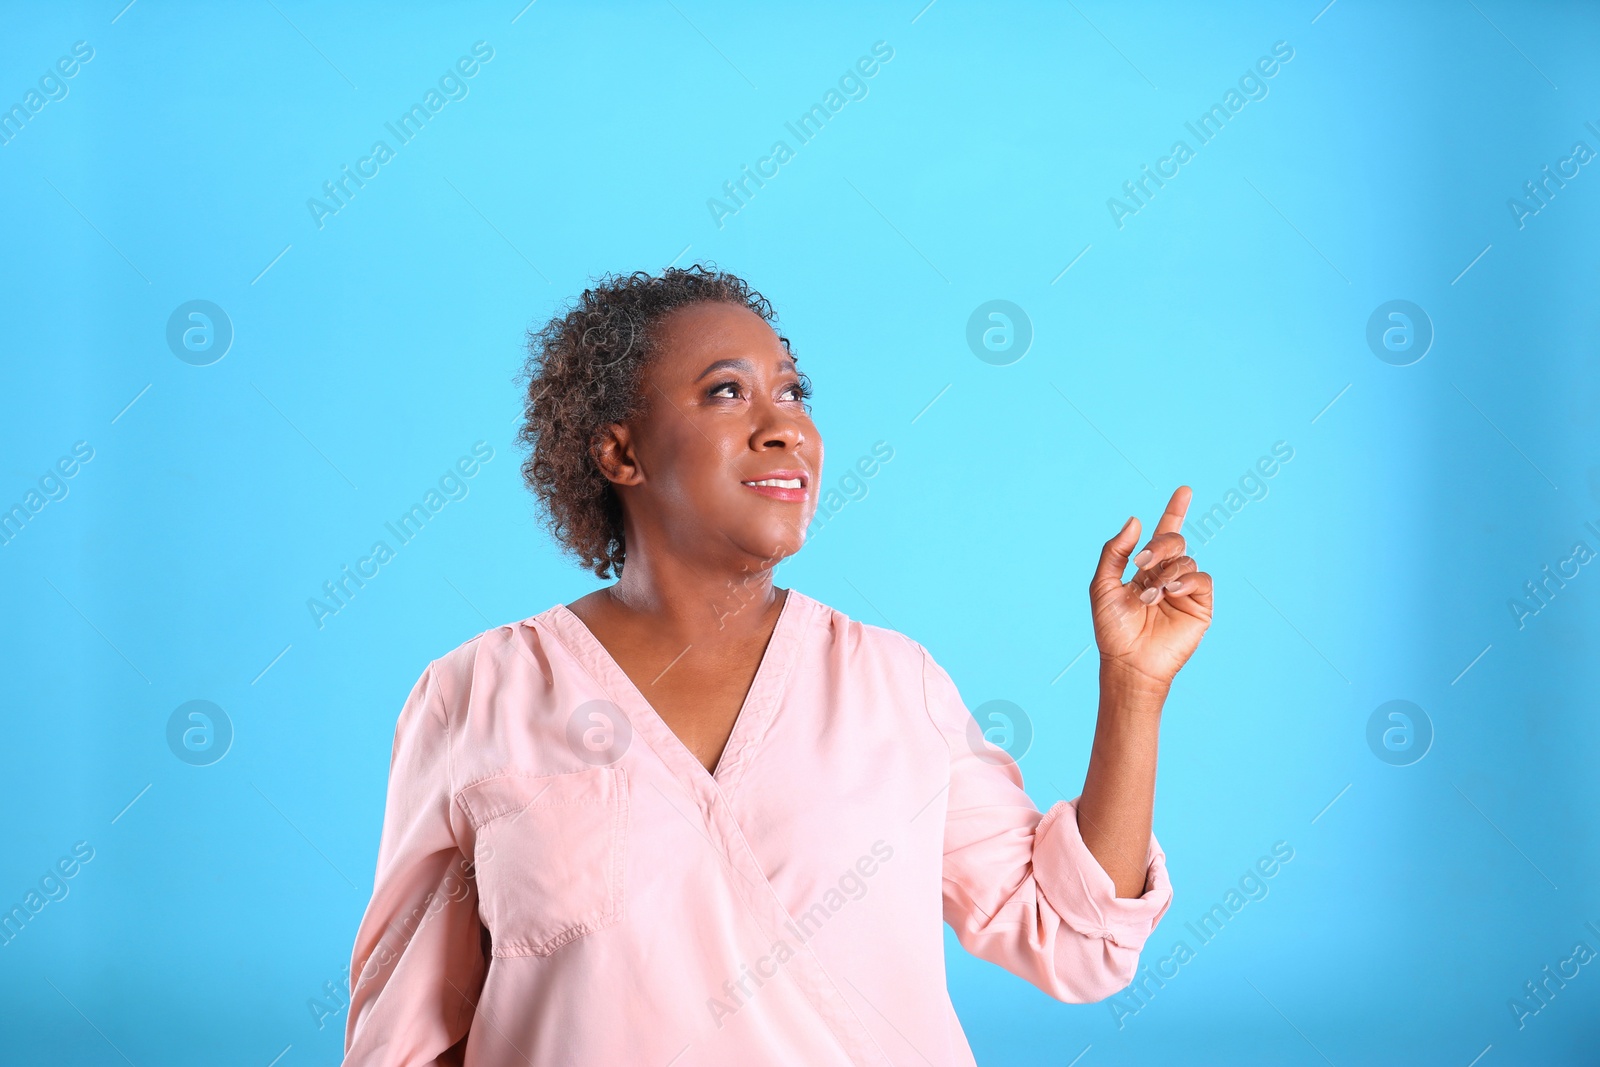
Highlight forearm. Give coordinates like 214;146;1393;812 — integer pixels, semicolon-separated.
1075;659;1168;897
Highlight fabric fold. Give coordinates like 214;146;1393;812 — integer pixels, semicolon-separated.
1032;797;1172;950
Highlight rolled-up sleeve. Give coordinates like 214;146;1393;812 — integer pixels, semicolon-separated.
921;646;1173;1003
345;662;487;1065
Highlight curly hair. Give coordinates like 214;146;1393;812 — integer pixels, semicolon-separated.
517;264;802;579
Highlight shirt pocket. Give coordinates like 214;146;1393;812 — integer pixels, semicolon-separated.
455;766;628;958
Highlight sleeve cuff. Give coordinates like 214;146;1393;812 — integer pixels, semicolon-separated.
1031;796;1173;951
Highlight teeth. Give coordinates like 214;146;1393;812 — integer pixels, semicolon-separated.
745;478;802;489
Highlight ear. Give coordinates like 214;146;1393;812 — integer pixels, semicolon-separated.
591;422;644;487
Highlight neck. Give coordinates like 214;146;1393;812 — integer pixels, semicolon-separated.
606;536;786;642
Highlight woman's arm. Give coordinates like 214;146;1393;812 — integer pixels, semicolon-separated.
1077;487;1214;897
924;647;1173;1003
346;663;487;1064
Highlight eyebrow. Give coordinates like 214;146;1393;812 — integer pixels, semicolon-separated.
693;356;797;382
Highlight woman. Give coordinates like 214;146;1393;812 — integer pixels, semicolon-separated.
344;266;1213;1065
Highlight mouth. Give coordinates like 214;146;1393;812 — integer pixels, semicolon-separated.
740;469;808;502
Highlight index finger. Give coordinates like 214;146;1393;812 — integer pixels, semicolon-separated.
1153;485;1193;537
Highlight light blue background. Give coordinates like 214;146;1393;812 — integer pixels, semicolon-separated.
3;1;1597;1064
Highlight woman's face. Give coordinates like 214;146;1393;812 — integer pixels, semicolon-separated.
608;300;823;566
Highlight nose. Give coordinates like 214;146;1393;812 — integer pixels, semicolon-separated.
750;402;806;452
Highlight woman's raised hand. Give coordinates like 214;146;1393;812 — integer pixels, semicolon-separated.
1089;486;1215;690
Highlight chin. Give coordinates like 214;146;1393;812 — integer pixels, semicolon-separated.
733;520;809;565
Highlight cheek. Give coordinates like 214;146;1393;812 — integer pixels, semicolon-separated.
646;422;724;489
686;434;758;517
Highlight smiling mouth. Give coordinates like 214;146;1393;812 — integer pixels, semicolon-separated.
740;472;808;501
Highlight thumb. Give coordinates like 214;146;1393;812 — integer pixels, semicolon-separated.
1093;515;1141;588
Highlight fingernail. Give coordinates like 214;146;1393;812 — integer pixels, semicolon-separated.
1133;549;1153;567
1164;579;1184;594
1139;586;1160;604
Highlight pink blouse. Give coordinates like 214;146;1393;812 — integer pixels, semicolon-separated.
344;588;1172;1065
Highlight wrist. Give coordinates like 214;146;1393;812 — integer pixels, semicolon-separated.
1099;656;1171;711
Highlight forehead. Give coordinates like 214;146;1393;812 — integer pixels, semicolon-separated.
651;301;788;369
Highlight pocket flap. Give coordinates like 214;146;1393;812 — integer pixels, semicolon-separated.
456;767;623;831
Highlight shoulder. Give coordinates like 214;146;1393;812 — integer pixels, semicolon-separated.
417;607;563;707
797;590;970;739
797;588;928;663
793;589;954;709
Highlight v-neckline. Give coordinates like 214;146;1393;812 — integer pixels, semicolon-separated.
541;587;814;794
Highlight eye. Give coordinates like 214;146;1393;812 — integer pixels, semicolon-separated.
708;380;741;399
